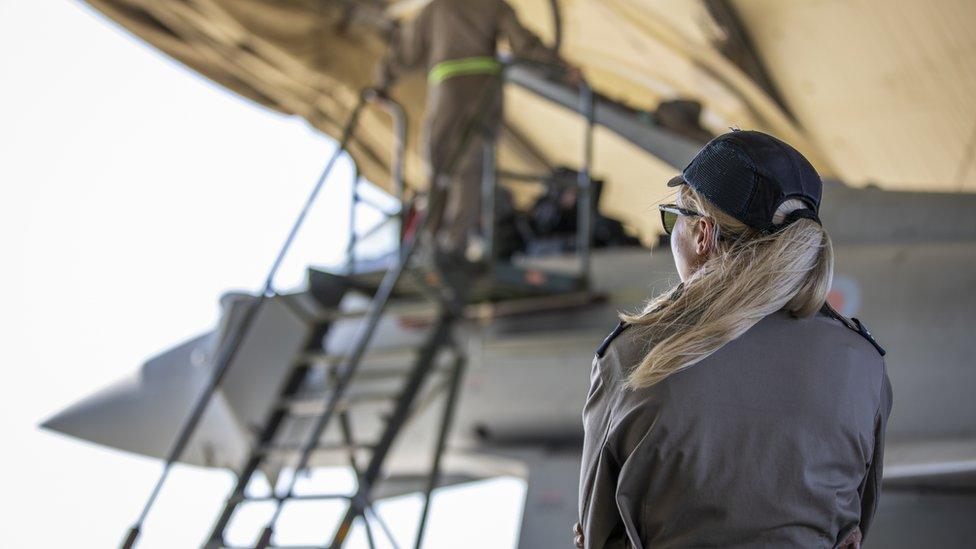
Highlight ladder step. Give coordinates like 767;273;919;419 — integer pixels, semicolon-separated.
204;270;464;547
282;391;401;416
339;366;417;381
239;492;351;503
221;545;324;549
260;441;376;457
301;345;419;365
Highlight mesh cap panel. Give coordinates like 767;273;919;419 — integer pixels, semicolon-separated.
683;142;755;220
673;130;823;232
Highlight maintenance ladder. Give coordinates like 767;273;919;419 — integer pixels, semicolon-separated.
207;265;467;549
122;62;595;549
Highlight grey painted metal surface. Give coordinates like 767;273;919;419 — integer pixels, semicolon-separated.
505;65;704;170
821;181;976;244
41;332;248;469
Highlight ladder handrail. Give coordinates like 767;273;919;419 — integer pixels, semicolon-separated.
254;175;446;549
516;60;597;284
121;92;371;549
350;61;596;287
254;78;507;549
479;58;596;283
126;61;594;549
347;94;408;272
577;79;596;285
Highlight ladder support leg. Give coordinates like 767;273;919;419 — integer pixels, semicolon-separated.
121;527;140;549
329;313;455;548
415;351;466;549
204;361;315;547
255;525;275;549
362;513;378;549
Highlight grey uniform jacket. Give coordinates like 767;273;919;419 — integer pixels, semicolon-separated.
579;307;892;548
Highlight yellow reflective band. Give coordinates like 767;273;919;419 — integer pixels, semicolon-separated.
427;57;501;84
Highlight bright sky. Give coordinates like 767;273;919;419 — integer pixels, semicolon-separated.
0;1;523;547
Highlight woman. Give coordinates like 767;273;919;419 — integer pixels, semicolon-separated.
575;130;892;548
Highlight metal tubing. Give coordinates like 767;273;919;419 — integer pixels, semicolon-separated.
355;215;396;245
378;97;407;258
505;64;702;169
254;187;445;549
481;139;497;265
241;493;351;503
346;96;407;265
126;280;264;549
330;314;455;548
365;505;400;549
121;95;369;549
204;360;318;547
347;167;359;273
362;514;377;549
548;0;563;51
414;352;467;549
577;82;595;285
257;80;491;548
495;60;596;285
337;411;375;549
354;192;399;218
389;101;407;235
496;170;551;183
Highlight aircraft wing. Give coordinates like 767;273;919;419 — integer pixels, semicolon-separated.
41;290;323;470
885;437;976;490
41;332;250;468
499;439;976;549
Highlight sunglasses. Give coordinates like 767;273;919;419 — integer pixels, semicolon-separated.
658;204;702;235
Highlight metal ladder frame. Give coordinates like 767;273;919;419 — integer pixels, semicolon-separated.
121;92;372;549
346;97;408;273
241;67;595;546
241;79;504;549
123;60;598;549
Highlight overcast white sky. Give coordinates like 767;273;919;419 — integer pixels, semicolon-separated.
0;1;523;547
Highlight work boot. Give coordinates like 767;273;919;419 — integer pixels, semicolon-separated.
464;234;487;263
435;244;489;306
410;231;438;273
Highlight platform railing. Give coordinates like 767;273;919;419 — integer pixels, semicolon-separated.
480;60;597;284
346;96;408;273
345;61;596;288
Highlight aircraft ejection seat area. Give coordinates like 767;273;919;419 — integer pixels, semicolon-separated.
30;1;976;548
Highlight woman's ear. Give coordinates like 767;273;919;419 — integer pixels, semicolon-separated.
694;217;715;257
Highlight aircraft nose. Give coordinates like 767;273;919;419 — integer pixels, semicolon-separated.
41;338;248;469
41;374;145;442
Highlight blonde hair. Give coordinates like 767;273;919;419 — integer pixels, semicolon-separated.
620;185;834;389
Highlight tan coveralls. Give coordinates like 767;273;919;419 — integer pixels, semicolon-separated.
375;0;565;252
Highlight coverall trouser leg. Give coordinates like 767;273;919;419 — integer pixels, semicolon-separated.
423;75;503;255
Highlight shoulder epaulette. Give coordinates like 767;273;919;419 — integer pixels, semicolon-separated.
821;303;886;357
596;321;630;358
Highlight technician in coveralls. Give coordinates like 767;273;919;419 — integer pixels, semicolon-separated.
373;0;576;259
575;130;892;548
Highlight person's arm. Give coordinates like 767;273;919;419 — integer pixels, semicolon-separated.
497;0;565;67
373;9;430;91
859;366;893;541
578;329;636;549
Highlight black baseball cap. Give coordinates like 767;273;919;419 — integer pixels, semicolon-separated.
667;129;822;234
